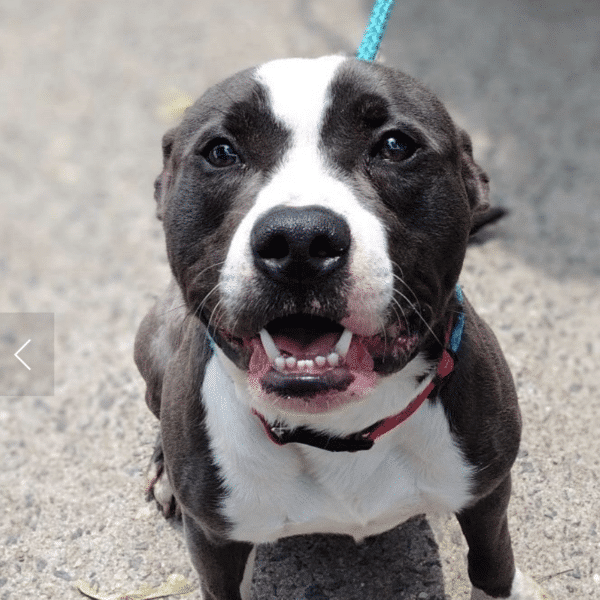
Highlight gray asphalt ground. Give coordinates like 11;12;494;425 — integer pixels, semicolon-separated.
1;0;599;598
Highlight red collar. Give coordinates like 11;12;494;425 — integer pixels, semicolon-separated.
253;308;461;453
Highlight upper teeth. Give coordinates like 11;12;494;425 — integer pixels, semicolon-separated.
259;329;280;362
335;328;352;357
258;327;353;372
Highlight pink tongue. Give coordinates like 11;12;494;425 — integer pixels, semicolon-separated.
272;332;339;358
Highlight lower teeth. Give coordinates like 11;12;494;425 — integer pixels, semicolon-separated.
315;356;327;367
273;353;341;372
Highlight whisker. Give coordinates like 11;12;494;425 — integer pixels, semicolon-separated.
391;271;421;312
193;260;227;283
392;287;441;347
156;301;188;319
153;262;225;320
383;297;404;354
196;283;222;328
389;296;406;326
208;299;226;336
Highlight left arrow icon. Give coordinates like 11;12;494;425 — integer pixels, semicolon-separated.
14;339;32;370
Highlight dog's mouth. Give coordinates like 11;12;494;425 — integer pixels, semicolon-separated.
253;315;357;397
216;314;419;413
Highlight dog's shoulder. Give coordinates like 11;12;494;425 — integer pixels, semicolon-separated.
439;295;522;497
453;295;519;408
134;278;191;418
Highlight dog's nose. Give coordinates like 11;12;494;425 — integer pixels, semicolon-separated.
251;206;351;284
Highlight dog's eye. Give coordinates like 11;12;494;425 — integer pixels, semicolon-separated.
203;140;240;167
376;134;418;162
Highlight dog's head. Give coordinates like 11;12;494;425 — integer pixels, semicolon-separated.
154;56;490;415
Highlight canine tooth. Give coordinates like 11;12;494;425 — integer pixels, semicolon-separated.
315;356;326;367
334;328;353;358
285;356;297;369
326;352;340;367
259;329;281;362
274;356;286;371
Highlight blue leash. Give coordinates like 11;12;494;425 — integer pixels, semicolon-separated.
451;284;465;353
356;0;396;61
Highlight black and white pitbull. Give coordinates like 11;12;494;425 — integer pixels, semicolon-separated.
135;55;550;599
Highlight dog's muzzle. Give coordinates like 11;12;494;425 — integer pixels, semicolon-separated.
210;206;420;413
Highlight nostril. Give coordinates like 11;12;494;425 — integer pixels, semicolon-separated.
257;234;290;260
309;234;345;259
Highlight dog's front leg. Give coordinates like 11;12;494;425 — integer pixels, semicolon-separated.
457;475;549;599
456;474;515;597
183;513;255;600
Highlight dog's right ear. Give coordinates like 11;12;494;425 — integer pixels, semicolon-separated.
153;127;178;221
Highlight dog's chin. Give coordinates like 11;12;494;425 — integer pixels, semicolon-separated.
214;314;419;414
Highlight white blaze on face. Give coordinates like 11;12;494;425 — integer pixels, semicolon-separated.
220;56;394;336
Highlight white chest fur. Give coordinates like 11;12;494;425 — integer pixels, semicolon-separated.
201;354;475;544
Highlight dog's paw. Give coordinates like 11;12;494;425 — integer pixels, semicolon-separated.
145;442;181;519
470;569;552;600
508;570;552;600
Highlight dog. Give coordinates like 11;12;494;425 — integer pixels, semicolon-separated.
134;55;550;599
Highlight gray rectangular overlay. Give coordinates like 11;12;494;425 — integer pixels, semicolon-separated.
0;313;54;396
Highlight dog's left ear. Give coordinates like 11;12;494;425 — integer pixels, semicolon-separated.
458;128;500;236
153;127;178;221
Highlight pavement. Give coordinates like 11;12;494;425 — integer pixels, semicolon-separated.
1;0;599;598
